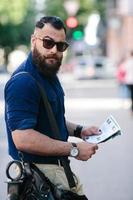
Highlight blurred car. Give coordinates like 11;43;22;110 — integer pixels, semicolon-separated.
73;56;95;79
73;55;116;80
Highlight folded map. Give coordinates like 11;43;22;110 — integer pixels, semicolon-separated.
85;115;122;144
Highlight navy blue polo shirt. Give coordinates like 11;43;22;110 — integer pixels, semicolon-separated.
4;52;68;163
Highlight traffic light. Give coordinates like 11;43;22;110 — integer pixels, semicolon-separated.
72;30;84;40
66;16;78;28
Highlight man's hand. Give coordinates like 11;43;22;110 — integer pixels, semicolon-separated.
81;126;100;140
76;142;98;161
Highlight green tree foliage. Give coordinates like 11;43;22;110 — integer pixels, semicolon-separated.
44;0;67;20
77;0;94;25
0;0;36;65
93;0;106;19
0;0;29;25
0;0;36;49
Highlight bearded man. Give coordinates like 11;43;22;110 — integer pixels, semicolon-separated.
4;16;99;199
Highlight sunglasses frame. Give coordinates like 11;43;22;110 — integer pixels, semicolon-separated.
35;36;69;52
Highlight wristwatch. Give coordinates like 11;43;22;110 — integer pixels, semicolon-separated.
70;143;79;157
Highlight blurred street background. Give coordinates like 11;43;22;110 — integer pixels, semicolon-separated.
0;0;133;199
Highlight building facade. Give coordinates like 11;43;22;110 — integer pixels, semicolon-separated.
106;0;133;64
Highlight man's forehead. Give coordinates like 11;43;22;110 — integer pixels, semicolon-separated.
34;23;66;40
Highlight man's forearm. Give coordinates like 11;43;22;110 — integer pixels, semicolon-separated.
66;121;77;136
12;129;72;156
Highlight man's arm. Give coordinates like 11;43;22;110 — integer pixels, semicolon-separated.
12;129;71;156
66;121;77;136
12;129;98;161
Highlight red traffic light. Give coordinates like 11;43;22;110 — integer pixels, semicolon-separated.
66;16;78;28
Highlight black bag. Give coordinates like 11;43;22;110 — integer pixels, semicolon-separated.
6;160;88;200
6;160;55;200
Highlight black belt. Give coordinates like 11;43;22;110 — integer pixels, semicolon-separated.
35;159;64;166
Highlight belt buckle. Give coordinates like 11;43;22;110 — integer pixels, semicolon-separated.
57;160;62;166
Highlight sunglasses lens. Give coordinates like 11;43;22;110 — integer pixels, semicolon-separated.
43;38;69;52
57;42;69;52
43;38;55;49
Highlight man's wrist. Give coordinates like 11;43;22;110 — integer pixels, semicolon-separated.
70;143;79;157
74;125;83;138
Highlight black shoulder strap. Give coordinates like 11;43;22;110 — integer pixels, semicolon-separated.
13;72;76;188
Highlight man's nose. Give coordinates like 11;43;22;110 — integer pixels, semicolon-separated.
50;44;58;54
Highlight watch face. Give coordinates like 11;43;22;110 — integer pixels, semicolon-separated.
71;147;79;157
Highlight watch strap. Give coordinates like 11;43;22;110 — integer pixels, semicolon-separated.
71;142;77;147
74;125;83;138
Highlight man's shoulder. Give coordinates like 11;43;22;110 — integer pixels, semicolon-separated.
7;71;33;84
5;71;39;96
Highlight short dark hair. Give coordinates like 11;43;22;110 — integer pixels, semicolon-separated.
35;16;66;34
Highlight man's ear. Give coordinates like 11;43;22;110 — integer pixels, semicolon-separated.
31;34;36;51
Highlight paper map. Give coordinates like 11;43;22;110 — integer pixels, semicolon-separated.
85;115;122;144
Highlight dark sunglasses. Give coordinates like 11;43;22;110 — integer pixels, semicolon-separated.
35;36;69;52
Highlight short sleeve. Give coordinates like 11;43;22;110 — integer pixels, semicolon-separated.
5;74;41;131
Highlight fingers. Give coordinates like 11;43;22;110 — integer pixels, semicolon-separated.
91;127;100;135
76;142;98;161
93;144;98;150
91;144;98;155
82;126;100;138
91;126;99;132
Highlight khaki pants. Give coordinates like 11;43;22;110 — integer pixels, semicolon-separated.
35;164;84;195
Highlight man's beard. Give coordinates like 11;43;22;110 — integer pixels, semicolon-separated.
32;47;62;78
